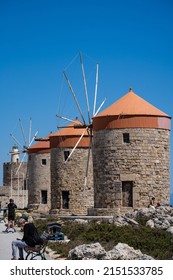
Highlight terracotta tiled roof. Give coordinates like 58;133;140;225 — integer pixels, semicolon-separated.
95;89;170;117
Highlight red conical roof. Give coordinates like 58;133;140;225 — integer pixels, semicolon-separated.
28;132;53;154
51;118;88;137
50;118;90;148
96;89;169;117
93;89;171;131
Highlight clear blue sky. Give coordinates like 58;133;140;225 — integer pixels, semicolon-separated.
0;0;173;193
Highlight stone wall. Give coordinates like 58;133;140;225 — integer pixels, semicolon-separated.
3;162;27;188
0;185;28;209
51;147;94;215
2;162;28;209
27;152;51;212
93;128;170;211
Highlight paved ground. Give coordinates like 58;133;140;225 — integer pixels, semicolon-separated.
0;216;53;260
0;219;24;260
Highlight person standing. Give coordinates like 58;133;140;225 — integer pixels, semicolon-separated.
6;199;17;233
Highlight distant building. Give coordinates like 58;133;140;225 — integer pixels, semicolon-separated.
1;145;28;208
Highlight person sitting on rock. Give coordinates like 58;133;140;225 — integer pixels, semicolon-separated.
148;197;155;209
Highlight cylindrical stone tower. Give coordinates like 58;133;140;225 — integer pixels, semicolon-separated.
27;134;52;213
92;89;171;214
50;118;94;215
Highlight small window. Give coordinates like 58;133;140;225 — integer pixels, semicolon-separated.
29;155;31;160
42;159;47;165
41;190;47;204
64;151;70;161
123;133;130;143
62;191;69;209
23;179;27;190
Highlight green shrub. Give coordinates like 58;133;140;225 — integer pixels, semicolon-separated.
34;219;173;260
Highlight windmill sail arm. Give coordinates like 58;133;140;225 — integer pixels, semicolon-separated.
93;63;99;116
10;133;23;149
56;115;82;126
35;137;50;141
84;136;92;188
65;127;88;163
63;71;86;125
94;98;106;117
19;118;27;148
79;52;91;124
9;150;25;154
15;153;27;175
29;118;32;145
28;131;39;147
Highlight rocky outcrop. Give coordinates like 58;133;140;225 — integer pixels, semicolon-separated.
68;242;154;260
110;206;173;229
68;242;106;260
126;206;173;232
103;243;154;260
112;214;139;226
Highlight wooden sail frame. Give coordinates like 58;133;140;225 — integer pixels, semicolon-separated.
56;52;106;188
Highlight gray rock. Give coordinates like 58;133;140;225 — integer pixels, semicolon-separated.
166;226;173;234
154;218;170;229
113;214;129;226
146;219;155;228
113;214;138;227
103;243;154;260
68;242;154;260
124;216;139;226
74;219;88;224
68;242;106;260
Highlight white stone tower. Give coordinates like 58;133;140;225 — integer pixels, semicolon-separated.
11;145;20;163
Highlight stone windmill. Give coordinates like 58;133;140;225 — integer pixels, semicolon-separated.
51;52;106;215
92;89;171;214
